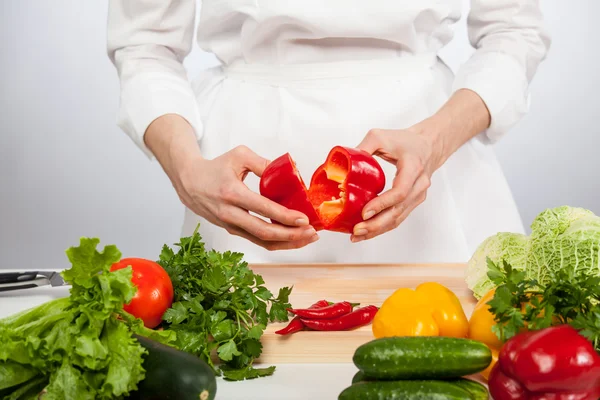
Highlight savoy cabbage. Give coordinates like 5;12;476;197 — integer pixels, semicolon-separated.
466;206;600;299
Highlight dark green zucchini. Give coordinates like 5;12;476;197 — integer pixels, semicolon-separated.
353;336;491;380
338;380;474;400
127;334;217;400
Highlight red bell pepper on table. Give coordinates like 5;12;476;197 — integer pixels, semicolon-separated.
259;146;385;234
488;325;600;400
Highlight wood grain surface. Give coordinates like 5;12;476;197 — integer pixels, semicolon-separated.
250;263;477;364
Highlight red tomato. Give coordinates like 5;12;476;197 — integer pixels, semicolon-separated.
110;258;174;328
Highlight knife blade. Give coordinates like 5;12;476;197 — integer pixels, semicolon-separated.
0;271;68;292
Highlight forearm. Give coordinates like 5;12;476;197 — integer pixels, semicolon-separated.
417;89;491;168
144;114;203;178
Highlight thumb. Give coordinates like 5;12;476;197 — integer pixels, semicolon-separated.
239;147;270;177
356;130;382;155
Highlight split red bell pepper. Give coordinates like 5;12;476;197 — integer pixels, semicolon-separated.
488;325;600;400
260;146;385;233
258;153;323;230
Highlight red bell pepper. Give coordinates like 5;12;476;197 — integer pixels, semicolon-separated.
488;325;600;400
308;146;386;233
260;146;385;234
259;153;323;230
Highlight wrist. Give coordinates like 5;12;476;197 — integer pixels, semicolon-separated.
417;89;491;167
412;119;447;171
144;114;203;176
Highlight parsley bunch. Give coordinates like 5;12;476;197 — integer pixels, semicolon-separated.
158;225;293;381
486;258;600;352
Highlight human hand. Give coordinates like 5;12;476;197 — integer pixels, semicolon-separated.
351;89;491;242
145;115;319;250
351;127;441;242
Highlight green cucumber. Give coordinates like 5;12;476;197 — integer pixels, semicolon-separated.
338;380;474;400
127;335;217;400
451;379;489;400
351;370;370;384
353;336;491;380
350;372;488;400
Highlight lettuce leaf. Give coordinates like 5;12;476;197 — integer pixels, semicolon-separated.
0;237;148;399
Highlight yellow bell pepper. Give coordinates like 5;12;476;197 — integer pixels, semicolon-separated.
372;282;469;339
468;288;502;380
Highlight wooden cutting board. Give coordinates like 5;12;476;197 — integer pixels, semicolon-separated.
251;263;477;364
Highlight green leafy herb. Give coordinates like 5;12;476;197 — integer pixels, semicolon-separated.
0;238;155;399
486;257;600;352
220;365;276;381
158;224;293;381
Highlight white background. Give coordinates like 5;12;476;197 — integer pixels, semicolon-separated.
1;1;598;269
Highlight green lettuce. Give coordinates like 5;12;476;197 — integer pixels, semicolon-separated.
0;238;147;399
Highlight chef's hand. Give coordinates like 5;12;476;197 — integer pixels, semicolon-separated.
144;114;319;250
352;89;491;242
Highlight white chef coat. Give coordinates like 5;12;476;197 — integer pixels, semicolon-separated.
107;1;550;264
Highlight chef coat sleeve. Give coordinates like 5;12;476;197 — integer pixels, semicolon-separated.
106;0;201;159
452;1;551;143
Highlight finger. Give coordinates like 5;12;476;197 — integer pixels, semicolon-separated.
359;156;422;221
231;184;312;226
220;205;318;242
352;196;423;242
356;129;384;154
231;145;270;177
352;174;430;240
225;224;320;251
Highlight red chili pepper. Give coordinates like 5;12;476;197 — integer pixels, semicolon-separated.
289;301;355;319
260;146;385;234
300;305;378;331
275;300;330;335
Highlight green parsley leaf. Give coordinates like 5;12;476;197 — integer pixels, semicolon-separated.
211;320;236;342
269;302;290;322
486;257;600;353
158;223;295;380
255;287;273;301
241;338;262;359
246;324;264;340
221;365;276;381
163;302;189;325
276;286;293;303
254;275;265;286
486;258;506;285
218;339;242;361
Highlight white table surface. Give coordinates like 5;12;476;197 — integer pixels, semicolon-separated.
0;275;356;400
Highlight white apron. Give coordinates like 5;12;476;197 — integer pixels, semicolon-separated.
180;1;526;264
